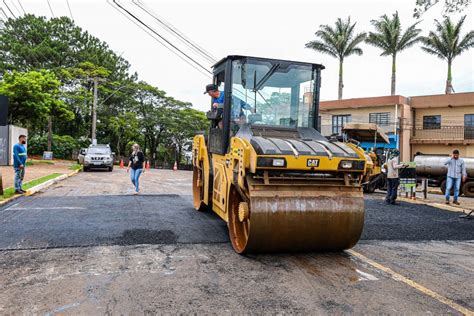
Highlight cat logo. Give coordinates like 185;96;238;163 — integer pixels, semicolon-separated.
307;159;320;167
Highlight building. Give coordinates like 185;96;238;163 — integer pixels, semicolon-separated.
311;92;474;161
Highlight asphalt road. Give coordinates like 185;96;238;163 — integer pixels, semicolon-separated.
0;169;472;314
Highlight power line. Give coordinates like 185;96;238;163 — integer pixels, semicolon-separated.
9;0;21;16
111;0;212;75
129;1;263;103
65;0;73;20
46;0;54;18
3;0;16;18
106;0;210;78
16;0;25;15
106;0;211;79
0;7;10;19
132;0;217;64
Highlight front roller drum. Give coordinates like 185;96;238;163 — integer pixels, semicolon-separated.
228;185;365;254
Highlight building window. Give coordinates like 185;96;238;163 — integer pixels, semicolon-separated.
332;115;351;135
423;115;441;129
369;112;390;126
465;114;474;139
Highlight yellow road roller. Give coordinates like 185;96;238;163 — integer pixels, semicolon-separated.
192;55;368;254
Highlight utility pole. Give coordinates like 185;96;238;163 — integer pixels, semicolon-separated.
0;172;3;196
91;77;98;144
47;117;53;151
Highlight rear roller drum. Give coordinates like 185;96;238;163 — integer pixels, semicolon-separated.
228;187;250;253
192;163;209;211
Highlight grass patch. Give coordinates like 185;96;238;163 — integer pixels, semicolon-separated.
26;159;55;166
1;173;63;201
69;164;82;171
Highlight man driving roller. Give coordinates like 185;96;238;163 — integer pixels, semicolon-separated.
204;83;253;125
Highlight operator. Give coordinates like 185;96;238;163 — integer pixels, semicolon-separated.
444;149;467;205
204;84;253;127
384;149;408;205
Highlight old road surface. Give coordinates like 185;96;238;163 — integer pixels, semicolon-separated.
0;169;473;314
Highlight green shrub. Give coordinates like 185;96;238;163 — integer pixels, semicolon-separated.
28;134;81;159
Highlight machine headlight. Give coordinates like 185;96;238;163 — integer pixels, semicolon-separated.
340;161;353;169
257;157;287;168
338;160;365;170
84;156;91;162
272;159;285;167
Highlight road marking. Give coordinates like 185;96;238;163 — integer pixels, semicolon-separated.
348;250;474;316
355;269;378;281
3;202;20;211
5;206;85;211
44;302;81;316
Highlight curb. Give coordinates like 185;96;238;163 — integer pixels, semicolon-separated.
398;197;470;213
0;169;80;206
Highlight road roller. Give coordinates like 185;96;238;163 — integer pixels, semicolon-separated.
192;55;368;254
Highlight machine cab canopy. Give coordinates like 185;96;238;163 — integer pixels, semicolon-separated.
208;56;324;154
212;56;324;128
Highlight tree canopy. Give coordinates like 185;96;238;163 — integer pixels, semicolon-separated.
0;14;208;166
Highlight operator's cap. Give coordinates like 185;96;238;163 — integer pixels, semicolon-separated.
204;83;218;94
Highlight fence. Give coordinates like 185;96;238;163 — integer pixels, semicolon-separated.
412;126;474;141
319;122;397;137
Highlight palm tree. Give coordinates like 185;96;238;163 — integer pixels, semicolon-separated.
366;12;422;95
305;17;366;100
420;16;474;94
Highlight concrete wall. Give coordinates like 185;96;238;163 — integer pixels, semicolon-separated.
0;126;8;166
410;92;474;108
8;126;28;166
413;105;474;126
320;105;398;136
319;92;474;160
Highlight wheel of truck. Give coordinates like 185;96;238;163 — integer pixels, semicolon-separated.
83;166;89;172
462;182;474;198
441;179;464;196
109;166;113;172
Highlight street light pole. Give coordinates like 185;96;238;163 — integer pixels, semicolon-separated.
91;77;98;144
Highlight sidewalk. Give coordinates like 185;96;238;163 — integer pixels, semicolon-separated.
0;162;73;189
398;191;474;214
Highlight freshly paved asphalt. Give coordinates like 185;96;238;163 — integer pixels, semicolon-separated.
0;169;472;314
0;192;472;250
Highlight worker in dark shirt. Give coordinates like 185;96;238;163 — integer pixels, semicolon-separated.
13;134;27;194
127;143;145;194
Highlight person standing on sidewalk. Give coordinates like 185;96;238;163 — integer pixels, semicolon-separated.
126;143;145;194
13;134;27;194
444;149;467;205
385;149;407;205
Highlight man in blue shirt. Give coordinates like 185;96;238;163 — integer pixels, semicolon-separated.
13;134;27;194
444;149;467;205
204;84;253;126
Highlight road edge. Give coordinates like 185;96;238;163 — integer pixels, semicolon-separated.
0;169;81;206
398;196;472;214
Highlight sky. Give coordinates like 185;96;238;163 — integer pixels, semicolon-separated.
2;0;474;111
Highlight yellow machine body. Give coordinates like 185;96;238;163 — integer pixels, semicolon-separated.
192;55;367;253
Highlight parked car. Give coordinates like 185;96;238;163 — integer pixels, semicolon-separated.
83;144;114;172
77;148;87;164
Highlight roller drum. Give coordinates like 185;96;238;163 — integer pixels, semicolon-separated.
228;184;365;254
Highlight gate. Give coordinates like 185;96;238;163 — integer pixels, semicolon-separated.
0;126;8;165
